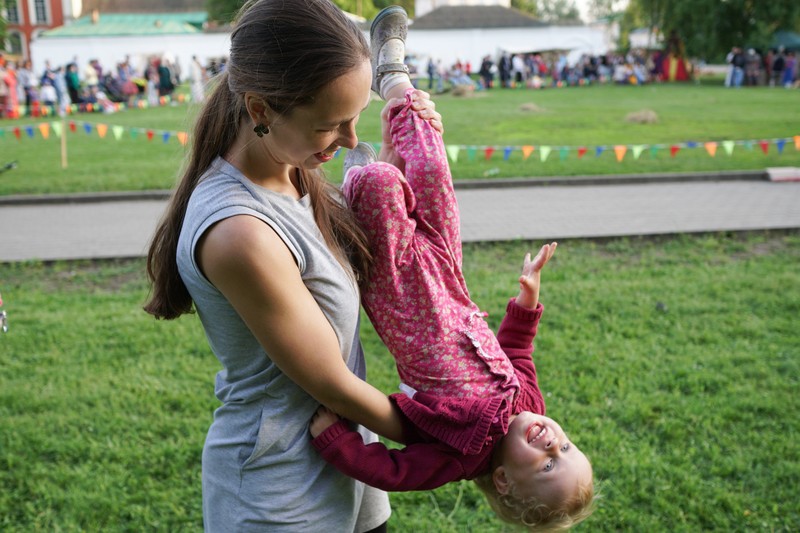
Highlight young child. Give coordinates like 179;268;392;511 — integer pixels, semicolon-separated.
310;6;594;530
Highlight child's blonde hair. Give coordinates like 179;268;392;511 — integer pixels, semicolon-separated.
474;472;595;531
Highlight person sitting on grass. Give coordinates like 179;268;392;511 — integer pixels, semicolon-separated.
309;6;595;531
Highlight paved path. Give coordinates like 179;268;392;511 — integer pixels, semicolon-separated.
2;179;800;263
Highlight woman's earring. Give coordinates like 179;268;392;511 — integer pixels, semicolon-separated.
254;124;270;137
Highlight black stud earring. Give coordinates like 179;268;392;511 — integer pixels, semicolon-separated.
254;124;270;137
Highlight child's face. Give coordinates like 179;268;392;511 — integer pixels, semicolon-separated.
495;412;592;508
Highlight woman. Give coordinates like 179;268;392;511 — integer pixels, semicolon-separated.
145;0;439;530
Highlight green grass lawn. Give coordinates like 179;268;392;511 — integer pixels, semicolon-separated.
1;232;798;531
1;83;799;195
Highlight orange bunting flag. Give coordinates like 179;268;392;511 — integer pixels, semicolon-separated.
484;147;495;160
577;147;587;159
794;135;800;150
521;145;535;160
704;142;717;157
38;123;50;139
759;140;769;154
146;130;155;141
97;124;108;138
614;145;627;162
177;132;189;146
670;145;680;157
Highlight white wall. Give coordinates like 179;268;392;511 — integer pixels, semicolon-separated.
30;32;231;78
407;25;609;70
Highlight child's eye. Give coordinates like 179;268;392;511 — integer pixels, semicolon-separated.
544;460;553;472
561;443;570;452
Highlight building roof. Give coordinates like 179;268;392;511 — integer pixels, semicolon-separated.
41;12;207;37
410;6;549;30
81;0;207;13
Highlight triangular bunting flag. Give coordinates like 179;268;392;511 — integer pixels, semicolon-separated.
759;140;769;154
51;121;63;138
521;145;535;160
794;135;800;150
177;132;188;146
467;147;477;161
503;147;513;161
130;129;139;140
69;121;77;133
632;145;646;159
146;130;155;141
25;126;35;138
446;145;460;163
13;127;21;140
484;147;495;161
776;139;786;154
650;146;659;158
162;132;171;143
595;146;604;157
704;142;717;157
614;145;627;162
97;124;108;138
83;123;93;135
540;146;552;162
744;141;753;150
559;147;568;161
670;145;680;157
577;146;587;159
686;141;698;149
38;123;50;139
113;126;124;140
722;140;735;156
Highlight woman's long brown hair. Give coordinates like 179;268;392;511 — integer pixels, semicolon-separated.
144;0;372;319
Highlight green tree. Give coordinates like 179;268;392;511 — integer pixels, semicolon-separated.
0;0;7;51
534;0;580;22
207;0;383;23
206;0;246;24
626;0;800;60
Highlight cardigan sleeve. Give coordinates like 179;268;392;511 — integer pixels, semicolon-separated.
312;420;490;491
496;298;546;415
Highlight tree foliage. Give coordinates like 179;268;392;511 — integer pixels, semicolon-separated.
206;0;395;23
626;0;800;60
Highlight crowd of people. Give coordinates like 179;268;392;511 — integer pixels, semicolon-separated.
0;52;215;118
419;48;702;94
725;46;798;88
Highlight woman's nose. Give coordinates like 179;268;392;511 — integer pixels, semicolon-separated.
337;123;358;150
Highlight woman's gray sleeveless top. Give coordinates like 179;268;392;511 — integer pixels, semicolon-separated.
176;157;389;532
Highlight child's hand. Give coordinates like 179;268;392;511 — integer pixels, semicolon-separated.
310;406;341;438
516;242;557;309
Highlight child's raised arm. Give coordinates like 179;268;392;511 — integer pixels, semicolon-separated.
515;242;557;309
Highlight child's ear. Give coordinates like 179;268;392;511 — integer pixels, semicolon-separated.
492;466;510;495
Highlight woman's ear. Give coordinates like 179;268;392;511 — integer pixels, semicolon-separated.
243;92;270;125
492;466;510;495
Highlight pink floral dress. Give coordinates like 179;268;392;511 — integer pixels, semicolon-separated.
343;89;519;403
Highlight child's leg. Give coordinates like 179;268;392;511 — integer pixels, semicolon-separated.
383;89;462;266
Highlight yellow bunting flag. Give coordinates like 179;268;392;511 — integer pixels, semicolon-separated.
38;123;51;139
722;140;735;156
539;146;551;162
51;121;63;138
112;126;125;140
177;132;188;146
97;124;108;138
632;145;646;160
446;145;460;163
614;145;627;162
521;145;535;160
704;142;717;157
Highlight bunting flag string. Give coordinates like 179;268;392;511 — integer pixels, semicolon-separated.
1;123;798;163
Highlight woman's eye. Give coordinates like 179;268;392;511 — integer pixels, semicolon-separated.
544;460;553;472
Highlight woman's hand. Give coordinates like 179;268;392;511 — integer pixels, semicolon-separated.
379;89;443;169
310;406;341;438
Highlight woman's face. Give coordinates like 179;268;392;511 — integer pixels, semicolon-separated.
265;59;372;171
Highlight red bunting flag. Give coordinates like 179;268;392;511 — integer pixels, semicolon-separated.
759;140;769;154
13;127;21;140
484;147;495;160
577;147;587;159
670;145;680;157
146;130;155;141
69;121;77;133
